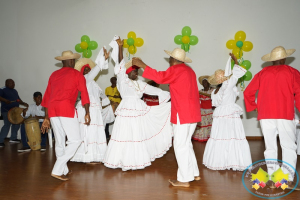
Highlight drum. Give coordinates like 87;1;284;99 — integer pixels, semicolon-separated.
8;107;24;124
24;118;41;150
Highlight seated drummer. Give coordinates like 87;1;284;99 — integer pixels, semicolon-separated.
18;92;47;152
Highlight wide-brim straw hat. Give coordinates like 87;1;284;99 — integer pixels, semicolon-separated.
74;58;96;71
125;57;141;70
198;75;210;85
55;50;81;61
261;46;295;62
164;48;192;63
207;69;230;86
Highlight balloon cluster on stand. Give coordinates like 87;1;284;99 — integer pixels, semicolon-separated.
226;31;253;90
123;31;144;59
75;35;98;58
174;26;198;52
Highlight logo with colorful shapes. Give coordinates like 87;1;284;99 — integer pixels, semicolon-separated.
242;159;299;199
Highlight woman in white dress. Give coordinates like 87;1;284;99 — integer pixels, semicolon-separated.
203;53;252;171
103;37;173;171
71;48;110;163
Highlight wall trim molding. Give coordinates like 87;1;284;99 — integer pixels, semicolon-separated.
246;136;264;140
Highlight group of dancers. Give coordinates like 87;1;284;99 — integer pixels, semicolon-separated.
24;35;299;189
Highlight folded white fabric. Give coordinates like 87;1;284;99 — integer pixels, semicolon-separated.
109;35;120;64
95;46;108;70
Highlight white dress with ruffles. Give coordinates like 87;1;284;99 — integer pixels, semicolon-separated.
203;65;252;171
71;51;111;163
103;59;173;171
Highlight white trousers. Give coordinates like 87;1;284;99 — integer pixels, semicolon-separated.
297;125;300;155
50;116;82;176
173;114;199;182
260;119;297;181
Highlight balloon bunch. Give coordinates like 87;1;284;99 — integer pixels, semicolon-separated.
226;31;253;90
75;35;98;58
174;26;198;52
123;31;144;55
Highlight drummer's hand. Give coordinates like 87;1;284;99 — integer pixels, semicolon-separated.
4;99;12;104
41;118;50;134
22;108;28;115
84;113;91;125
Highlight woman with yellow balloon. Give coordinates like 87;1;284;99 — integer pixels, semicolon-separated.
226;31;254;86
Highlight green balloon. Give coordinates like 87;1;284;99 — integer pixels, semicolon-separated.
182;26;192;36
81;35;90;43
189;35;198;45
236;41;243;48
242;60;252;70
89;41;98;50
127;38;134;46
244;71;253;81
83;49;92;58
174;35;183;45
181;44;189;52
75;43;83;53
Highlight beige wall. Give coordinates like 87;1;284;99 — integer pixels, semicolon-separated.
1;0;300;136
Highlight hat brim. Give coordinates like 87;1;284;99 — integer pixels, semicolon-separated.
207;74;230;86
198;75;210;85
74;58;96;72
55;53;81;61
164;50;192;63
125;57;141;70
261;49;296;62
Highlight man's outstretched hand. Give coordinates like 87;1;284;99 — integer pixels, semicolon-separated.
41;118;50;134
132;57;147;69
104;47;110;60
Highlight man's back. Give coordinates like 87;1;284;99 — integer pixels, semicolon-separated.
244;65;300;120
42;67;89;118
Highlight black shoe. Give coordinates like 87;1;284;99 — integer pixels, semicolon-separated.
18;147;31;153
40;147;46;152
0;143;4;147
9;139;21;143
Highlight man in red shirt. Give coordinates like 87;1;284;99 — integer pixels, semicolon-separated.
41;50;90;181
133;48;201;187
244;46;300;190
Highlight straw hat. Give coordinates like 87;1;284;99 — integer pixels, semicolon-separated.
74;58;96;72
198;75;210;85
261;46;295;62
207;69;230;86
164;48;192;63
125;57;141;70
55;50;81;61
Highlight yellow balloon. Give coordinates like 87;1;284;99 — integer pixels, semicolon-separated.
123;39;129;48
127;31;136;39
242;41;253;52
182;36;190;44
128;46;137;54
226;40;235;50
135;38;144;47
234;31;246;41
80;41;88;50
232;47;243;59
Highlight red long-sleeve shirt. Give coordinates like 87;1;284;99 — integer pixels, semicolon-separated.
41;67;90;118
142;64;201;124
244;65;300;120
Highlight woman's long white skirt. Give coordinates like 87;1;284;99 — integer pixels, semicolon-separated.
203;108;252;171
71;103;107;163
103;102;173;171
